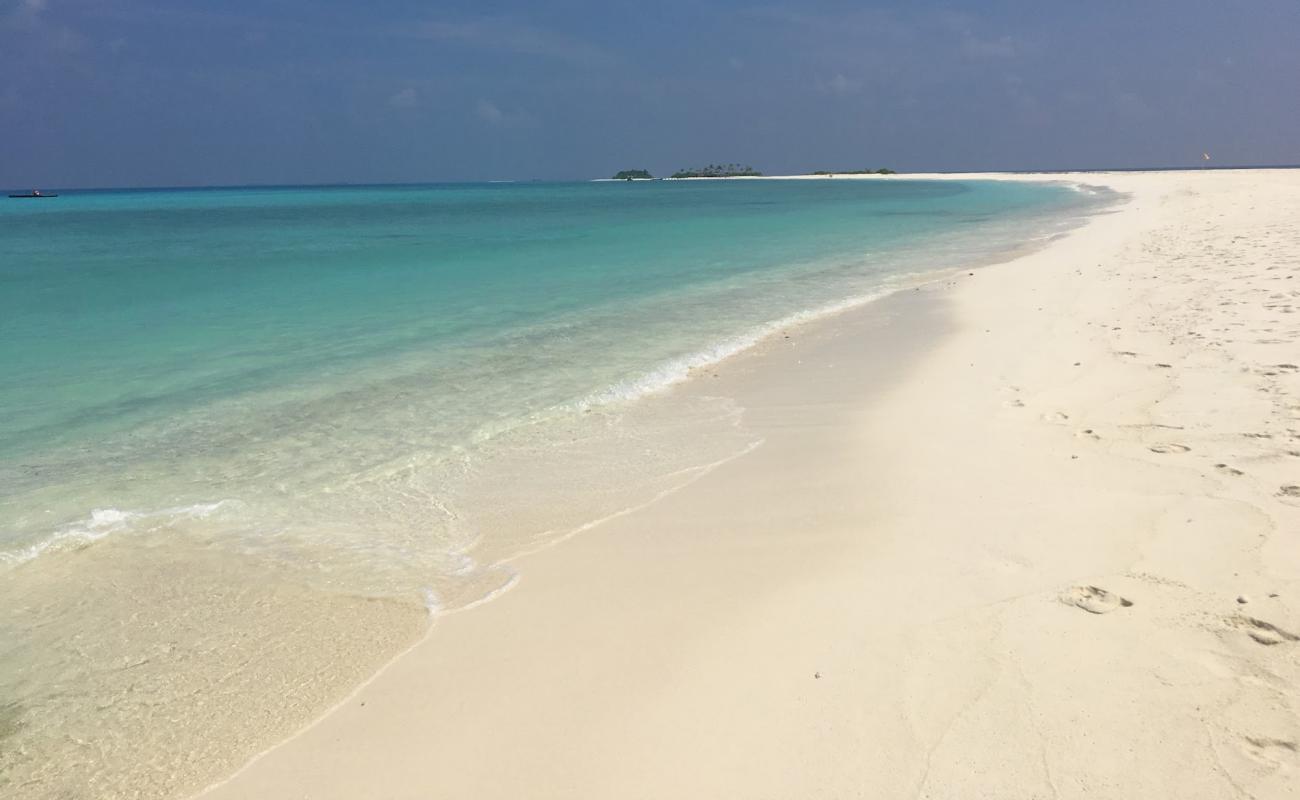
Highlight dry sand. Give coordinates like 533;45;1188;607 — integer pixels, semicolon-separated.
199;169;1300;799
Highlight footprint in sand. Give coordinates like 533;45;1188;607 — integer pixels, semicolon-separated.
1042;411;1070;424
1149;443;1191;454
1001;387;1025;409
1063;585;1134;614
1228;615;1300;646
1243;736;1299;767
1278;485;1300;499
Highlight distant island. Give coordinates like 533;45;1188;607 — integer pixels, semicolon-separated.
671;164;762;179
612;169;654;180
811;168;896;175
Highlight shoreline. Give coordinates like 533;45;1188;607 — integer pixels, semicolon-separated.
201;168;1299;798
2;174;1096;800
2;177;1082;571
182;199;1054;799
197;262;957;800
186;177;1109;795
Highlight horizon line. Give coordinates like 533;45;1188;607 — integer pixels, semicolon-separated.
7;163;1299;194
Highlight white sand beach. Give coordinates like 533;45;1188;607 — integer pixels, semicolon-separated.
199;169;1300;799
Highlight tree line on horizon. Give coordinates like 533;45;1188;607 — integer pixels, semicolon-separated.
811;168;897;175
670;164;762;178
610;164;895;180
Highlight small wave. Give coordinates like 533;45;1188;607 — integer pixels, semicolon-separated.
420;568;520;617
575;285;901;410
420;587;443;616
452;570;520;613
447;552;477;576
0;500;236;567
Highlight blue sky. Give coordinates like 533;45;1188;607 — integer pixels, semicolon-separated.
3;0;1298;187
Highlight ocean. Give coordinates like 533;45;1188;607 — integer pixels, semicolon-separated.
0;177;1106;797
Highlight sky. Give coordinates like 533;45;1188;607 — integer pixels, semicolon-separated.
2;0;1298;187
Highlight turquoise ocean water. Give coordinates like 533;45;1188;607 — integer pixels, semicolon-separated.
0;178;1104;798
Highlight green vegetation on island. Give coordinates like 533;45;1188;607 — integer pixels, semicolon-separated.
612;169;654;180
670;164;762;178
811;168;897;175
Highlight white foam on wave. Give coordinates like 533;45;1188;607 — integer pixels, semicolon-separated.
0;500;236;567
419;568;520;617
575;284;902;410
1063;181;1111;196
451;570;521;613
572;181;1109;416
447;552;477;576
420;587;443;616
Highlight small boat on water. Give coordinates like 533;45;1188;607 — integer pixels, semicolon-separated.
8;189;58;198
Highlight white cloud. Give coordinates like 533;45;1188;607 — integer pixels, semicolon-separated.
389;87;419;109
474;98;535;127
411;17;612;67
3;0;46;29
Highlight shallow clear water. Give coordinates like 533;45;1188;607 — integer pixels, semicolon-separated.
0;178;1104;797
1;180;1093;565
